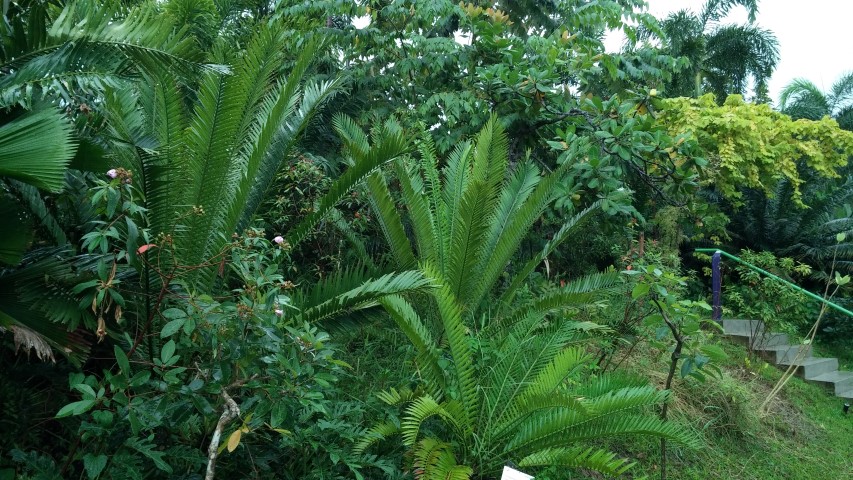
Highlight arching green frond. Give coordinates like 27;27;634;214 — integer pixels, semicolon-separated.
0;0;207;108
441;140;473;257
332;113;372;160
327;208;379;274
499;270;620;330
446;180;492;308
176;27;289;278
379;295;446;396
417;131;448;270
412;438;472;480
366;171;417;268
236;77;343;231
519;446;633;477
426;263;477;434
393;160;437;262
6;181;66;246
0;107;76;192
286;120;408;249
470;115;508;203
352;421;401;456
293;270;433;326
377;387;417;407
475;162;570;309
499;201;604;306
401;395;460;447
0;248;91;364
477;161;541;277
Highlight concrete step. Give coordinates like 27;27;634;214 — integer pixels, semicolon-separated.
722;319;766;336
838;389;853;400
778;357;839;378
758;344;812;363
808;371;853;394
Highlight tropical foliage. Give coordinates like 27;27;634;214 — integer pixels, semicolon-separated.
779;72;853;130
2;1;852;479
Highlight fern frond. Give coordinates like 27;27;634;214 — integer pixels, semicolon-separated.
519;446;633;477
366;170;417;268
0;106;76;192
425;263;478;434
401;395;460;447
499;200;604;306
352;421;401;456
293;270;433;326
379;296;446;396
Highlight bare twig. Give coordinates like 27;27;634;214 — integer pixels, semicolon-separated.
205;390;240;480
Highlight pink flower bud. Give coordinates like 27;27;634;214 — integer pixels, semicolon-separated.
273;235;284;245
106;169;118;179
275;309;284;316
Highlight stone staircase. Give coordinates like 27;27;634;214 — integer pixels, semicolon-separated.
722;319;853;400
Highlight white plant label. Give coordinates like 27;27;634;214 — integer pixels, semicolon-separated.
501;466;534;480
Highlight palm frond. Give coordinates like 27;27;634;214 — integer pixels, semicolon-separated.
0;0;208;108
236;77;343;231
401;395;461;447
475;162;570;309
412;437;472;480
352;421;401;456
286;119;409;248
425;263;478;434
519;446;632;477
499;200;603;306
446;179;492;308
0;107;76;192
293;270;433;326
366;170;417;268
379;295;446;396
393;160;437;262
0;248;91;364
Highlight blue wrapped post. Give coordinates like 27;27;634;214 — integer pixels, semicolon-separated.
711;251;722;322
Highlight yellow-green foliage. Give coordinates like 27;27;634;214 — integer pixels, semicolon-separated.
659;94;853;206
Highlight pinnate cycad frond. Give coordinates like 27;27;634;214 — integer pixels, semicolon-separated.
519;446;633;477
292;269;433;325
0;0;208;108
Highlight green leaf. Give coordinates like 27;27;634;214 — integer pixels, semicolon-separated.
83;454;108;479
160;318;186;338
631;283;650;299
56;399;95;418
161;308;187;319
114;345;131;376
160;340;176;363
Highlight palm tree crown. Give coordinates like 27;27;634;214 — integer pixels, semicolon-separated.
657;0;779;101
779;73;853;130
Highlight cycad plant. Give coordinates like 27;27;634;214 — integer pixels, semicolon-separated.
345;118;698;477
0;0;209;362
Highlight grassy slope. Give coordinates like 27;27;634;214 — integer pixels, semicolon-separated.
601;340;853;480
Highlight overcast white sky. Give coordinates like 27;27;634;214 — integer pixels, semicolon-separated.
605;0;853;104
